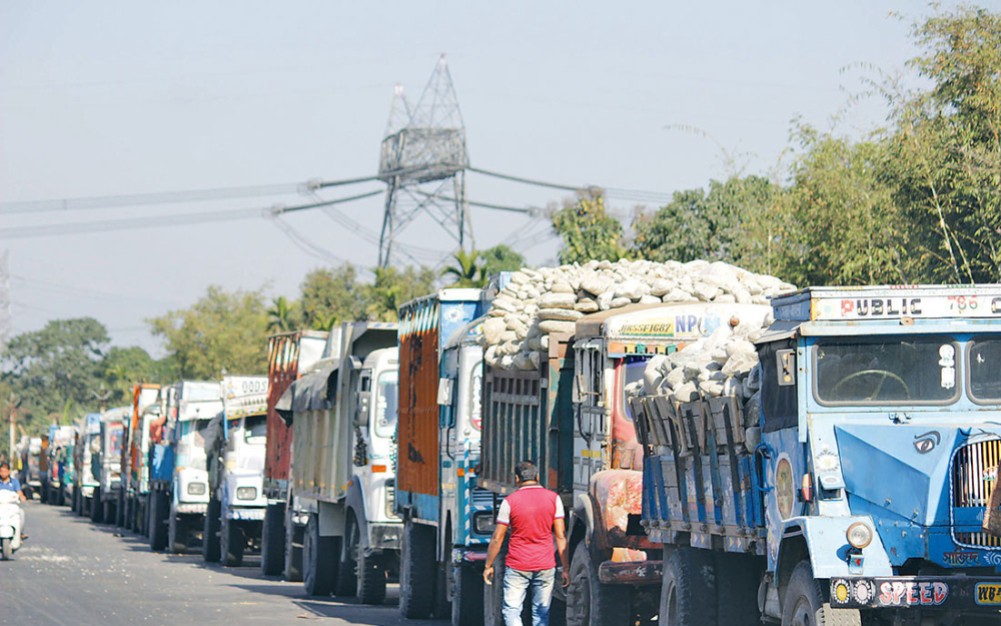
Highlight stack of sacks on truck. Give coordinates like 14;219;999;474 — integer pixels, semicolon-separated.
481;258;795;373
629;301;783;452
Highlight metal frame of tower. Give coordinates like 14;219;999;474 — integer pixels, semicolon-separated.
377;55;472;268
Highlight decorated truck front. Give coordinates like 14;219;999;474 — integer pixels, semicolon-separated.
634;286;1001;626
123;384;160;534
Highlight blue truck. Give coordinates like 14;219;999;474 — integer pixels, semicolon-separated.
395;288;496;624
631;285;1001;625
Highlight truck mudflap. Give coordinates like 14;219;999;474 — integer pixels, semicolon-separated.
830;576;1001;613
597;559;662;586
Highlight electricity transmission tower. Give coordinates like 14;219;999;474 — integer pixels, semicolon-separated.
377;55;471;268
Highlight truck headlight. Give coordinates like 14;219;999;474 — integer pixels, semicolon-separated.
846;522;873;549
236;487;257;501
473;512;495;535
186;482;207;496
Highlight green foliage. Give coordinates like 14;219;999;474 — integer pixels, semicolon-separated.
101;346;177;406
148;285;268;379
479;244;526;279
1;318;110;432
298;264;369;330
267;296;299;334
441;249;483;287
632;176;779;270
366;266;438;321
551;190;626;264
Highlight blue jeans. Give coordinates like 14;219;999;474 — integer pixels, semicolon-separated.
503;566;555;626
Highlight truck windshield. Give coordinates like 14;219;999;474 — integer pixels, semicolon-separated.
109;428;124;457
814;338;959;405
243;414;267;444
969;338;1001;403
375;371;399;438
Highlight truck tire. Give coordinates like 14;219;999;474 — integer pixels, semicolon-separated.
102;498;114;524
399;519;436;619
203;498;221;562
261;502;285;576
452;560;484;626
303;513;339;596
781;561;862;626
169;512;189;554
335;513;360;597
81;496;90;517
116;489;125;526
222;516;245;567
91;488;104;523
660;547;716;626
715;552;763;626
149;492;168;551
285;512;304;582
567;542;630;626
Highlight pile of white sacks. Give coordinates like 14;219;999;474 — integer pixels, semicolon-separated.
482;258;795;371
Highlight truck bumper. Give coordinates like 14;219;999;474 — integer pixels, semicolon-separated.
369;523;402;551
831;576;1001;613
226;507;265;521
174;503;208;515
598;559;662;586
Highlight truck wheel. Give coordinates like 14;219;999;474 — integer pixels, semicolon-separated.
102;499;113;524
660;547;716;626
303;513;339;595
203;498;221;562
715;552;763;626
399;519;436;619
452;560;484;626
169;513;189;554
81;496;90;517
149;492;168;551
781;561;861;626
567;542;630;626
91;488;104;523
116;489;125;526
335;513;360;597
1;538;12;560
222;516;245;567
285;512;304;582
261;502;285;576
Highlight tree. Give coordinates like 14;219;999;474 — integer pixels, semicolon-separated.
298;264;369;330
551;190;626;265
441;249;484;288
1;318;110;432
267;296;298;333
366;266;438;321
884;6;1001;283
479;244;525;279
148;286;268;379
101;346;177;406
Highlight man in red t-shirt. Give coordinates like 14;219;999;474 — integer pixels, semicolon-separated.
484;460;570;626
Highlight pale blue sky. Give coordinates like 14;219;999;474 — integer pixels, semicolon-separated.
1;1;991;354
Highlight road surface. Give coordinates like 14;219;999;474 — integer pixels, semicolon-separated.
4;500;445;626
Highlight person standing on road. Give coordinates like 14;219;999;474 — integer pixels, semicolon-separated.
484;460;570;626
0;461;27;539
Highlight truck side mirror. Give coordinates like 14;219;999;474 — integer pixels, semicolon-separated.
356;391;371;427
777;349;796;386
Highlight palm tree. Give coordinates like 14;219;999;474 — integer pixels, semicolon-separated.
267;296;297;333
441;249;485;287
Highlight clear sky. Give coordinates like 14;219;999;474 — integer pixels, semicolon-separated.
1;1;992;355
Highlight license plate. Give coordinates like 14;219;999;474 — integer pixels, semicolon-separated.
976;583;1001;606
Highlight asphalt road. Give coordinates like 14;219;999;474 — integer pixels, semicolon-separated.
3;500;445;626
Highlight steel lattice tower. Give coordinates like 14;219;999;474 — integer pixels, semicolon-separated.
377;55;471;268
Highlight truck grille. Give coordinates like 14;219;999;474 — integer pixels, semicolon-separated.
385;479;396;518
470;488;494;510
952;439;1001;548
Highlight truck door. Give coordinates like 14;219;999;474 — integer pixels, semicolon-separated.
573;341;609;495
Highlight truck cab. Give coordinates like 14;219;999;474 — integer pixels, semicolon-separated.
75;415;101;515
203;375;269;566
759;286;1001;623
123;384;160;534
94;407;128;524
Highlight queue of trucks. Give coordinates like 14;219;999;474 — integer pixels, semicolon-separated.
14;272;1001;625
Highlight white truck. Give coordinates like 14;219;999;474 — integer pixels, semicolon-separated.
276;321;401;603
147;381;222;553
203;375;270;566
93;406;128;524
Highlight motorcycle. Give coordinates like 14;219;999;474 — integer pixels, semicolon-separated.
0;489;24;560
